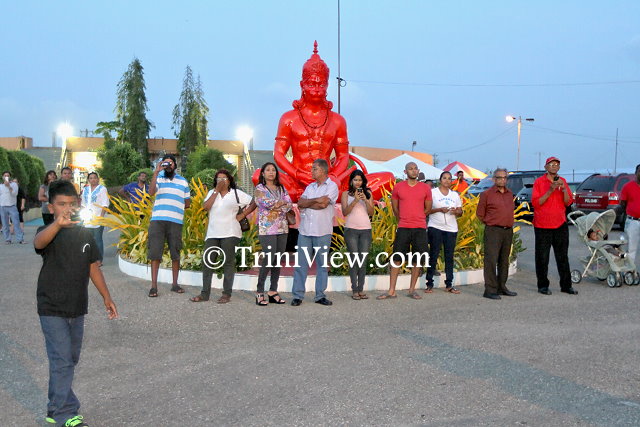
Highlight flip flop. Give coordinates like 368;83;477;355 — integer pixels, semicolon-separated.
148;288;158;298
376;293;397;300
352;294;361;300
446;287;461;294
408;292;422;300
358;293;369;299
424;288;434;293
171;285;185;294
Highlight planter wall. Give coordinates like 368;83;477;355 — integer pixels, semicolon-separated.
119;256;517;292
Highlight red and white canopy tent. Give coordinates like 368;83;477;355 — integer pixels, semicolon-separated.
443;161;487;180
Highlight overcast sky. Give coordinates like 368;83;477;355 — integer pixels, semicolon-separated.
2;0;639;173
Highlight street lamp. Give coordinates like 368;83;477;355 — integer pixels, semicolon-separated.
57;122;73;146
235;125;254;150
506;115;534;171
411;140;417;151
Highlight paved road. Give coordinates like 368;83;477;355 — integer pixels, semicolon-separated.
1;224;639;426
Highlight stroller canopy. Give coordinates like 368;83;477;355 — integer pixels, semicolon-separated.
573;210;616;239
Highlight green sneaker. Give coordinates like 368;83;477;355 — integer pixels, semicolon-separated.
64;415;88;426
45;412;55;424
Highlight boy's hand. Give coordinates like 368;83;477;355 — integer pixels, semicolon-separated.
55;208;80;227
104;298;118;320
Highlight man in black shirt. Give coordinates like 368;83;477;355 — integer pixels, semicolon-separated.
35;180;118;427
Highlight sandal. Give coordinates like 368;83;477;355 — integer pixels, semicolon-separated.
267;293;286;304
408;292;422;300
358;293;369;299
446;287;461;294
170;285;185;294
148;288;158;298
352;293;361;300
217;295;231;304
256;293;268;306
424;287;434;293
190;294;209;302
376;293;397;300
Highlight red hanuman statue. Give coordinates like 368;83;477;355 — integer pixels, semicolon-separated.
253;41;394;202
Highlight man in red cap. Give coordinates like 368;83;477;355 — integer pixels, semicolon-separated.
531;157;577;295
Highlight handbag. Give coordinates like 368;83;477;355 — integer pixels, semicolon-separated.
286;209;296;226
234;189;250;232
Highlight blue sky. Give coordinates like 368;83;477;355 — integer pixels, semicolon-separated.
2;1;639;173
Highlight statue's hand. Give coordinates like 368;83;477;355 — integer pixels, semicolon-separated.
296;170;313;182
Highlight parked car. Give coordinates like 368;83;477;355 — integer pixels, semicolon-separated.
572;173;633;229
468;170;546;198
514;184;533;221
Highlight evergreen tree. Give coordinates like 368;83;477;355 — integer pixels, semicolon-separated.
172;66;209;155
116;58;153;163
97;142;145;187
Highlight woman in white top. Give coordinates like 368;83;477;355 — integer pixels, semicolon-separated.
190;169;252;304
341;170;374;300
425;171;463;293
81;172;109;263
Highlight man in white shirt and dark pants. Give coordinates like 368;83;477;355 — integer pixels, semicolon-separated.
1;171;24;244
291;159;339;306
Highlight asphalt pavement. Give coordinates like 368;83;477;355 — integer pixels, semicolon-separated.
1;223;639;426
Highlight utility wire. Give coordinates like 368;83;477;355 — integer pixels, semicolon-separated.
525;123;640;143
435;124;516;154
347;79;640;88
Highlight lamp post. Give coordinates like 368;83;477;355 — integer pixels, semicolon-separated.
506;115;534;171
411;140;417;151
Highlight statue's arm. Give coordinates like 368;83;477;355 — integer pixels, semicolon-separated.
331;115;351;180
274;115;297;178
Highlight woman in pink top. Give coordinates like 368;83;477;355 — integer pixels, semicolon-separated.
341;170;374;300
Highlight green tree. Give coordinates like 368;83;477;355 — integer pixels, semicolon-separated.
97;142;145;187
6;151;27;192
116;58;153;162
192;168;217;188
0;147;10;173
13;151;42;198
184;146;235;181
172;66;209;155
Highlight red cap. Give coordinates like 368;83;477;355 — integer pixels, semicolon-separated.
545;156;560;165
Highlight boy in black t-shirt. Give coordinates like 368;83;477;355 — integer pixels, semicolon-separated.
35;180;118;427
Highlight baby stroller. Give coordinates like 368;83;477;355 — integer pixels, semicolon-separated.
568;210;639;287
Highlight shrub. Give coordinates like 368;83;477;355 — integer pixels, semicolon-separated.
184;146;235;181
0;147;10;175
13;151;43;198
97;142;146;187
127;168;153;184
6;151;27;193
192;168;217;188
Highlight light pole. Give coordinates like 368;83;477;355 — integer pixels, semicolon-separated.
411;140;417;151
506;115;534;171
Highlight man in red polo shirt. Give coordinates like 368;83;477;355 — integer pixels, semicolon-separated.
531;156;577;295
377;162;432;300
476;168;517;300
619;164;640;263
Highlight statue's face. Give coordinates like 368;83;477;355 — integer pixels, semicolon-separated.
301;74;328;102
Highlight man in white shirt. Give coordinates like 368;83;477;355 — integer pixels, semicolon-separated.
1;171;25;244
291;159;339;306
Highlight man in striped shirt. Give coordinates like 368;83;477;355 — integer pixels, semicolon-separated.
147;155;191;297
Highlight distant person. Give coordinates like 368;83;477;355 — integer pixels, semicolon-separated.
249;162;292;306
1;171;25;244
190;169;252;304
39;170;57;226
425;171;462;294
452;171;469;194
34;179;117;427
148;155;191;297
377;162;432;300
13;178;26;235
531;157;577;295
619;164;640;264
476;168;517;300
119;171;149;204
290;159;339;307
80;172;109;263
60;166;81;195
341;169;374;300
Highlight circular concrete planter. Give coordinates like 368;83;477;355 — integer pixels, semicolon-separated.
119;256;517;292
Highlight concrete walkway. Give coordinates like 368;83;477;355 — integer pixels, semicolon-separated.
1;224;639;426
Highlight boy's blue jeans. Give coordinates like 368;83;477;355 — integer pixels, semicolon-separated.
39;315;84;425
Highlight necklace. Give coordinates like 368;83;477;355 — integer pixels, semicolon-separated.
297;106;329;147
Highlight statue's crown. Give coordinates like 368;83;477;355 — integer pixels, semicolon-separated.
302;41;329;82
